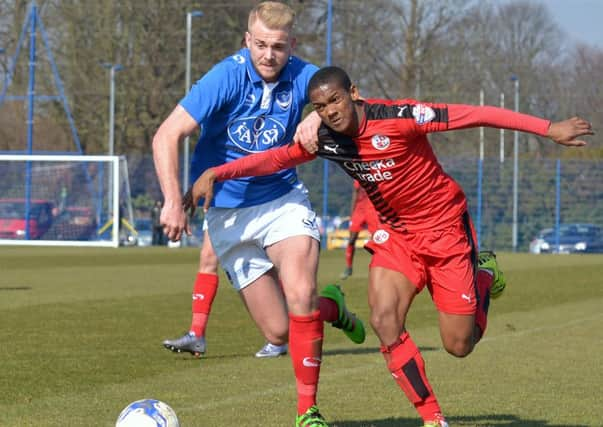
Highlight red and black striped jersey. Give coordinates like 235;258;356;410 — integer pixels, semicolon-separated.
315;99;463;231
212;99;550;232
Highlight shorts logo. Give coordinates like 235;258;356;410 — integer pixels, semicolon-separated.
372;229;390;244
371;134;390;150
302;216;317;230
232;54;245;64
412;104;436;125
275;90;292;110
228;115;286;153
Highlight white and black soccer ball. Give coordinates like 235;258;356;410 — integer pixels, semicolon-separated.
115;399;180;427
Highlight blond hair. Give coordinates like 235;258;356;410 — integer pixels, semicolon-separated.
248;1;295;32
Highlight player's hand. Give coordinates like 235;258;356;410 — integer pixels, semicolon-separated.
160;200;190;242
183;168;217;216
548;117;593;147
293;111;321;154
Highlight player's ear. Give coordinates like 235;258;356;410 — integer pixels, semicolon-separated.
350;84;360;101
289;36;297;51
245;31;252;48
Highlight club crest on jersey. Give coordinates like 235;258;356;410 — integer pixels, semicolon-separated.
232;54;245;64
372;229;390;244
228;116;286;153
275;90;292;110
371;134;390;150
412;104;435;125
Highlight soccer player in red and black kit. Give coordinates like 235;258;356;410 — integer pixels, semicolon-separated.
340;179;379;279
185;66;592;426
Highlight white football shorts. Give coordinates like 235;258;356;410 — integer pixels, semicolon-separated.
205;186;320;291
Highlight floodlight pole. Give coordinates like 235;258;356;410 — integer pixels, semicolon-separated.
0;48;5;94
321;0;332;246
499;92;505;163
476;88;484;247
184;11;203;195
511;75;519;252
101;63;123;156
182;10;203;248
101;62;123;231
26;3;37;155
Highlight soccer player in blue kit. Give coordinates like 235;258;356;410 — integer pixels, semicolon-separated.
152;3;364;426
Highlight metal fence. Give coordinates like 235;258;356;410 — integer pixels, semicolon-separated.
126;154;602;252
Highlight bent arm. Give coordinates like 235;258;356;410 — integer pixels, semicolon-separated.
212;142;316;181
184;143;317;214
152;105;199;240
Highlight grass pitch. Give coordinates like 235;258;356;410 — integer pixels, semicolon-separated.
0;247;601;426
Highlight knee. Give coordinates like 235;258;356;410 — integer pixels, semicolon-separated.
263;327;288;346
199;250;218;272
369;305;398;336
442;336;474;358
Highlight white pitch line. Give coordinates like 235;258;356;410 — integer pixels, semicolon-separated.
180;313;602;413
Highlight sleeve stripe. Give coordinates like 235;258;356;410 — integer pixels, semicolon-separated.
365;102;448;124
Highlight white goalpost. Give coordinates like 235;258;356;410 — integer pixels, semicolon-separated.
0;154;134;248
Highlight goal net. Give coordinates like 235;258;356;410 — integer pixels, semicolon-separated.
0;154;134;247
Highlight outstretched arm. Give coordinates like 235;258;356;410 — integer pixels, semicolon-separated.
446;104;593;145
183;143;316;214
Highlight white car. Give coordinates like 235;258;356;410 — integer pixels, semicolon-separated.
529;228;553;254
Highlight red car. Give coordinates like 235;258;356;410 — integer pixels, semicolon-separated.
0;198;54;239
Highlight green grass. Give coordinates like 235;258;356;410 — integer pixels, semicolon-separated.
0;247;601;426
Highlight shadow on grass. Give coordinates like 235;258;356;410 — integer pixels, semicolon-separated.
323;346;440;357
164;346;441;361
0;286;32;291
333;414;587;427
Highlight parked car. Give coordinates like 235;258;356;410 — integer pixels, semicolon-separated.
529;223;603;254
529;228;553;254
0;198;54;239
45;206;97;241
326;217;372;250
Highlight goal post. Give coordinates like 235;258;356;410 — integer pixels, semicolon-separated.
0;154;134;248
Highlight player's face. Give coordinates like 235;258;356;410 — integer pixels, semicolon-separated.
246;20;295;83
310;82;361;135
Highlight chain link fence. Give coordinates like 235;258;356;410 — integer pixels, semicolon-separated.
126;154;602;252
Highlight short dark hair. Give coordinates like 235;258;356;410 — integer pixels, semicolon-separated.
308;66;352;95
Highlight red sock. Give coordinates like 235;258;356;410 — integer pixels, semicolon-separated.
345;244;355;268
474;269;493;342
189;273;218;337
317;297;339;323
289;310;323;415
381;332;442;423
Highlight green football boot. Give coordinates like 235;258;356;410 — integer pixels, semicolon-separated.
295;406;328;427
320;284;366;344
478;250;506;298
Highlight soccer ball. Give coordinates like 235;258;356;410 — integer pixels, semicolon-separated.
115;399;180;427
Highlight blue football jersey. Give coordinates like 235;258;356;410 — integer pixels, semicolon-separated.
180;48;318;208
